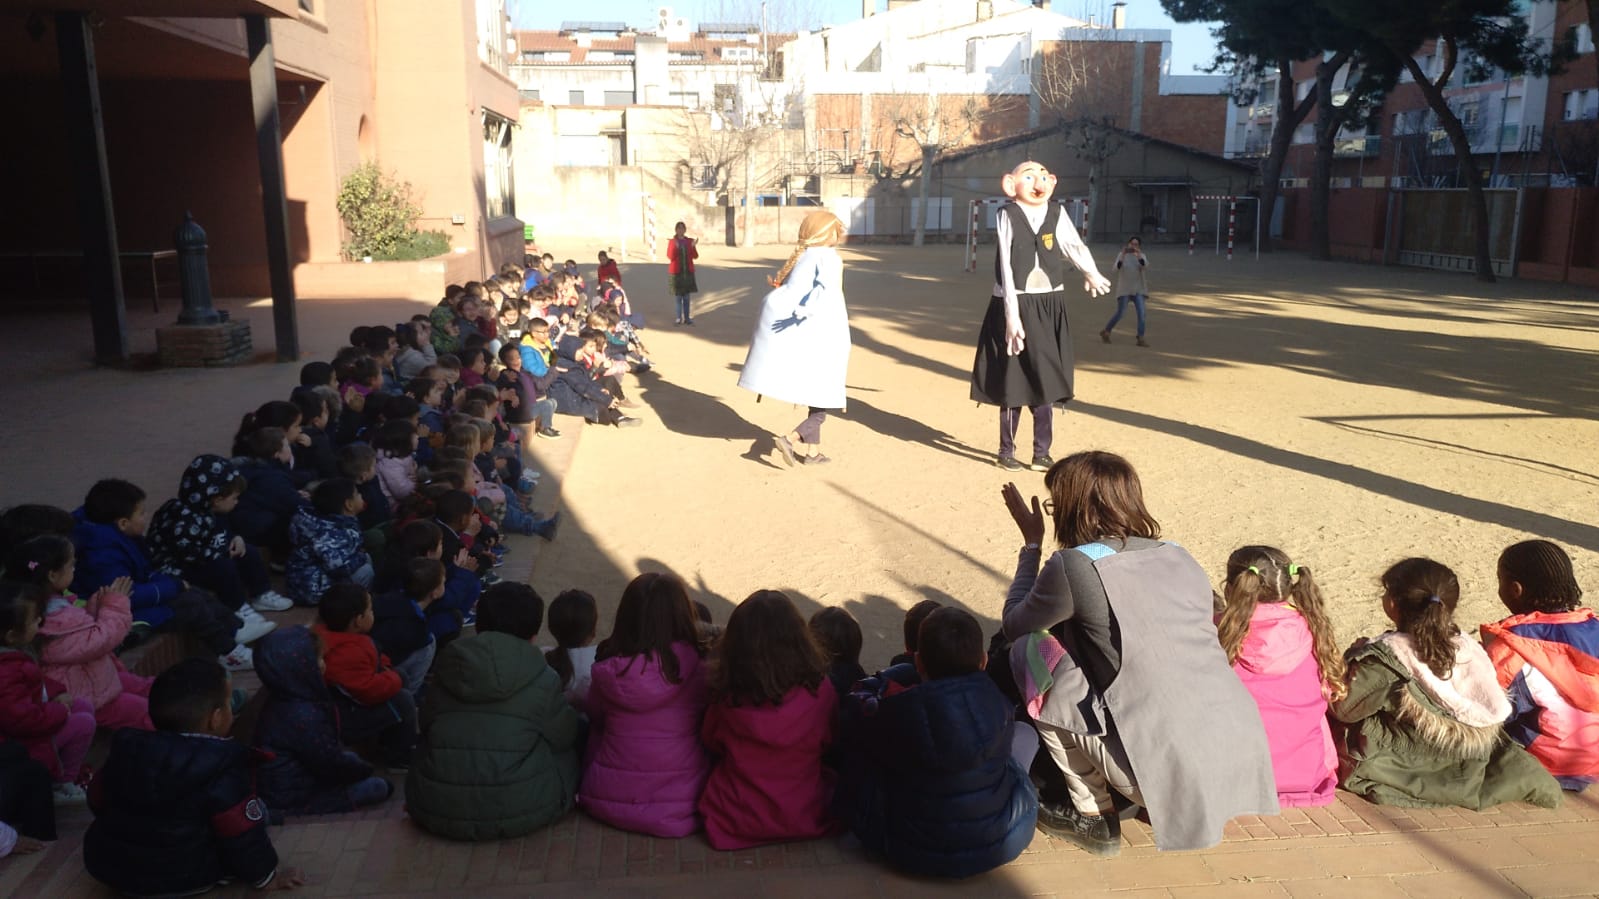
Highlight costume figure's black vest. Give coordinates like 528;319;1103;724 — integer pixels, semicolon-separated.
994;201;1068;292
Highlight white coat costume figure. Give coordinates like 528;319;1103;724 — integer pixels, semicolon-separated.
738;211;850;466
970;161;1111;472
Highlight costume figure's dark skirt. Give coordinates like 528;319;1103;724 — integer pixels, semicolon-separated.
970;291;1075;407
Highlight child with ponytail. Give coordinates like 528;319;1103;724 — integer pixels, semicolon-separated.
1480;540;1598;791
1331;557;1561;809
1216;546;1341;807
8;536;153;731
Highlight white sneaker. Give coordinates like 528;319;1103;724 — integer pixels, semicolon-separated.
219;644;255;671
52;783;87;805
234;606;276;645
250;590;294;612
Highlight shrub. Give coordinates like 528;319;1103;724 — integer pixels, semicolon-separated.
380;230;451;262
337;162;424;260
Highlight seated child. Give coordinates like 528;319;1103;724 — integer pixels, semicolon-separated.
836;607;1039;879
1216;546;1342;807
83;658;304;894
497;343;561;440
69;480;184;632
809;607;866;700
314;584;416;769
253;626;394;816
9;536;152;730
0;740;55;858
372;420;420;505
580;572;710;838
339;443;392;556
285;479;374;606
371;558;444;700
699;590;837;850
289;389;339;480
408;582;580;840
1;503;76;562
147;456;284;669
1480;540;1599;791
889;599;942;669
1332;557;1562;809
395;319;438;383
544;589;598;709
0;582;97;803
380;519;480;646
229;427;309;558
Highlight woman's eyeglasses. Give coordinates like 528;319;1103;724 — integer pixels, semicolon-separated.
1042;499;1055;515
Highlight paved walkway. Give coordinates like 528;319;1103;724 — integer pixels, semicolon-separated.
3;263;1598;897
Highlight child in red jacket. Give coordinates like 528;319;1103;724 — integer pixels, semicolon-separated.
0;582;98;803
698;589;837;850
313;585;416;770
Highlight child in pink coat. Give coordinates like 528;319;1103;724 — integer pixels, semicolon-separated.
1216;546;1342;807
579;573;710;838
8;536;152;731
698;590;837;850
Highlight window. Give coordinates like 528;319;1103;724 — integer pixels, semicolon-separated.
534;51;571;62
1573;23;1595;54
1292;123;1313;144
1565;89;1599;120
483;114;514;219
668;91;701;107
602;90;635;105
722;46;754;61
714;83;736;113
1459;100;1481;127
519;89;541;101
569;90;585;105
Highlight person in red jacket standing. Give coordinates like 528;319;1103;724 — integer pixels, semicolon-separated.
313;585;415;769
667;222;699;326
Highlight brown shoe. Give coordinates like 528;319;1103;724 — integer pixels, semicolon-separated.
1136;337;1150;347
1099;330;1111;344
774;435;799;467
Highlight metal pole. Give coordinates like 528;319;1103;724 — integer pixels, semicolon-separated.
56;12;128;363
1188;199;1197;255
247;15;300;361
1215;200;1221;255
1254;199;1261;260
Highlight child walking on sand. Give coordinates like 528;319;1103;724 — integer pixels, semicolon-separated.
1100;236;1149;347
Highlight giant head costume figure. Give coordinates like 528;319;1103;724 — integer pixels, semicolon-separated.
1002;161;1056;209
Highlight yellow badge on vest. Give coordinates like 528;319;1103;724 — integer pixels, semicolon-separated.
1041;233;1055;250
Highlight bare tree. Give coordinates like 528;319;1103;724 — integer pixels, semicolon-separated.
881;92;992;246
1034;41;1126;242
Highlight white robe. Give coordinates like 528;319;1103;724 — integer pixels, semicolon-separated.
737;247;850;409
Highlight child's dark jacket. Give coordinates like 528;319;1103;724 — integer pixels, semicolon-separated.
230;458;307;548
285;507;369;605
147;455;239;575
71;508;182;629
84;728;278;895
315;624;403;706
836;670;1038;879
0;648;71;779
253;626;377;815
371;590;432;665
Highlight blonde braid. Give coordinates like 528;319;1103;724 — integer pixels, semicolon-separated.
768;244;805;288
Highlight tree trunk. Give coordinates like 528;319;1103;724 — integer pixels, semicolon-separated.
1309;52;1353;261
913;145;934;247
741;151;755;248
1257;56;1321;253
1086;161;1101;244
1403;47;1496;282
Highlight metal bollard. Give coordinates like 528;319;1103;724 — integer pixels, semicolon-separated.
174;212;220;325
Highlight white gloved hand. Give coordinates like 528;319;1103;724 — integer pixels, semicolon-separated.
1084;272;1112;297
1005;313;1026;356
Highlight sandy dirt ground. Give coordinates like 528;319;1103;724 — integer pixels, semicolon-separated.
2;244;1596;668
529;242;1599;663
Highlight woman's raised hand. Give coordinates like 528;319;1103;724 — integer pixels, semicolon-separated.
1001;482;1047;546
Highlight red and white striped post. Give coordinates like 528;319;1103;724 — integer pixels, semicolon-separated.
643;194;658;261
1081;198;1091;241
1226;198;1237;262
965;200;980;272
1188;200;1198;255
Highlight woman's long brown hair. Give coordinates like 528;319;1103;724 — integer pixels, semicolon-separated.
1044;451;1160;548
1218;546;1347;701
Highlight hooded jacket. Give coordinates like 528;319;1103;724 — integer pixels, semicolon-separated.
1332;632;1563;810
407;631;581;840
314;624;402;706
253;626;376;815
71;508;183;629
1229;602;1339;807
1481;608;1599;790
229;457;306;549
698;679;838;850
37;591;139;712
836;671;1037;879
285;507;370;605
0;647;71;778
579;642;710;837
147;455;240;576
84;728;278;895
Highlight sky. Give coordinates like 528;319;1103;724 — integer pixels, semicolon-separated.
513;0;1225;75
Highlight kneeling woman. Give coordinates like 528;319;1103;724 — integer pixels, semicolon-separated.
738;211;850;466
1000;451;1278;856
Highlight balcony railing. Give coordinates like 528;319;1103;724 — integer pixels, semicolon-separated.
1333;135;1381;158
